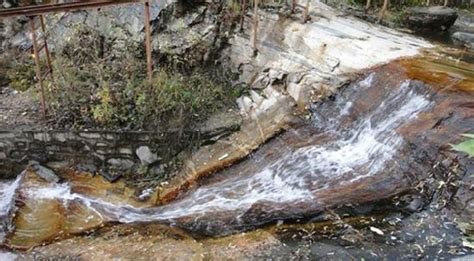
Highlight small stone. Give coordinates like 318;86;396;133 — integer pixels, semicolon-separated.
99;168;122;183
353;203;374;215
0;133;15;139
136;146;159;166
452;32;474;50
76;162;98;173
79;132;101;139
406;196;425;212
52;133;67;143
33;133;51;142
236;96;253;114
107;158;134;170
30;162;60;183
250;90;264;105
119;148;133;155
46;161;70;171
2;1;12;8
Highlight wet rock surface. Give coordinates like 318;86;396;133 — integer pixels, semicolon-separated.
450;10;474;50
452;10;474;33
405;6;458;32
452;31;474;49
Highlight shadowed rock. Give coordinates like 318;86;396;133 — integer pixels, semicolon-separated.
406;6;458;32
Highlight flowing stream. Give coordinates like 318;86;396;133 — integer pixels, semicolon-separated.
3;74;435;238
0;175;22;242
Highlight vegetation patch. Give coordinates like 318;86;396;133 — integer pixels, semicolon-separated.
5;57;36;92
43;24;241;131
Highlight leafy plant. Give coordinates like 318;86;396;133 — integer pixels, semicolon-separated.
91;83;117;124
6;59;37;92
451;133;474;158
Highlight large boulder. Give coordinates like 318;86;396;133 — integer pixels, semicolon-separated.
405;6;458;32
450;10;474;50
451;10;474;33
452;31;474;49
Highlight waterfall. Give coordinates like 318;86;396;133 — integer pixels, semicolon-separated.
14;75;433;235
0;174;22;242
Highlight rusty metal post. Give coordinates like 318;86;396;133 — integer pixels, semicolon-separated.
40;15;54;82
30;17;47;119
377;0;389;23
252;0;259;55
302;0;310;23
144;1;153;81
240;0;246;31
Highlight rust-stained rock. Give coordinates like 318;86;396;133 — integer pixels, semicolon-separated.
5;170;156;250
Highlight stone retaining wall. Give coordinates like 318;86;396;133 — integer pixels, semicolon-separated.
0;130;193;179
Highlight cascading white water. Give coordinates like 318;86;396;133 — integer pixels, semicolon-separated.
16;76;433;233
0;174;23;242
0;176;22;218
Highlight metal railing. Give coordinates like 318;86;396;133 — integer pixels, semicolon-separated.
0;0;154;120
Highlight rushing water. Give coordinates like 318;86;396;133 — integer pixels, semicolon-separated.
0;175;22;242
12;75;434;237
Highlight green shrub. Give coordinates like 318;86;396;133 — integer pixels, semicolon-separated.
45;24;240;130
6;59;36;92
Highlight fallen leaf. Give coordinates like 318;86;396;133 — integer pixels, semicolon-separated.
451;134;474;158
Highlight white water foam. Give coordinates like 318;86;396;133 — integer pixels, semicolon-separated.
0;251;17;261
0;175;23;243
0;176;22;218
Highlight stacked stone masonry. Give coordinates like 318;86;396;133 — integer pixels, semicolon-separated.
0;130;191;178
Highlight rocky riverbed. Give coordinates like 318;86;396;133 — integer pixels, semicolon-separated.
0;54;472;259
0;1;473;260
